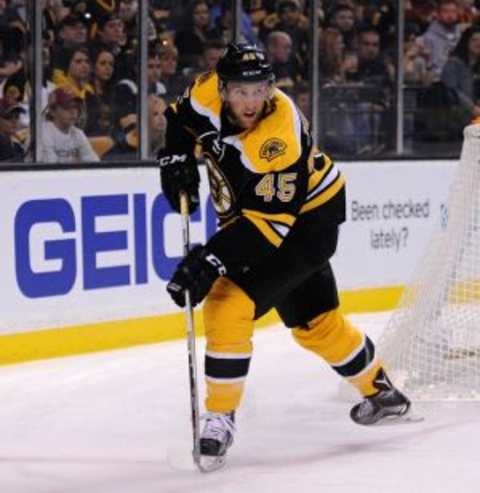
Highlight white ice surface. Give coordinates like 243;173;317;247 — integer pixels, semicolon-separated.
0;312;479;493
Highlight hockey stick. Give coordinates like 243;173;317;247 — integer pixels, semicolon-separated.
179;192;203;470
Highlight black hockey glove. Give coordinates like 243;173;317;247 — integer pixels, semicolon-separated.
167;245;227;308
158;150;200;214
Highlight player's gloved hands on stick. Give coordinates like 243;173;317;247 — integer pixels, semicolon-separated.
158;150;200;214
167;245;227;307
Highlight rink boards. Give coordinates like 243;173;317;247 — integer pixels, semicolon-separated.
0;161;456;364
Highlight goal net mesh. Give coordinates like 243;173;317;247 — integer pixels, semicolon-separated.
378;124;480;400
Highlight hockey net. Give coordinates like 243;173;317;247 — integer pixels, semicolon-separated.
378;123;480;401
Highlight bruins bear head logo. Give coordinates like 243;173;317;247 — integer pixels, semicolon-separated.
260;138;287;162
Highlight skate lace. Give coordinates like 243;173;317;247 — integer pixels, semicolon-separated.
201;412;236;441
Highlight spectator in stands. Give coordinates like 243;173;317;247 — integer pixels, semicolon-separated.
90;48;116;99
198;39;225;72
441;25;480;119
175;0;218;70
147;46;167;96
158;42;189;101
95;93;167;160
353;27;393;153
90;12;125;58
328;4;357;51
0;97;25;161
3;73;24;107
319;27;346;84
56;13;89;50
150;0;174;35
0;0;24;27
118;0;138;41
100;77;137;159
53;46;94;100
362;0;396;50
40;87;99;163
0;23;24;96
4;40;56;133
52;12;89;71
210;0;258;45
404;23;433;86
244;0;269;30
418;0;461;80
27;41;56;111
85;48;117;136
405;0;437;35
2;70;29;130
342;50;360;82
356;27;392;91
148;93;167;157
100;115;138;160
260;0;308;74
294;79;311;121
183;39;225;81
265;30;301;92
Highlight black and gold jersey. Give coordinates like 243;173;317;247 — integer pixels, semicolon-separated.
164;71;345;272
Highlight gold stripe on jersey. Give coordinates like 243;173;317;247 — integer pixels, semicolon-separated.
300;173;346;214
307;154;335;188
223;90;302;174
244;214;283;247
242;209;296;226
190;72;222;129
242;209;296;247
308;160;340;198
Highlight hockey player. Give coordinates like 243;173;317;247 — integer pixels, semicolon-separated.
159;43;412;470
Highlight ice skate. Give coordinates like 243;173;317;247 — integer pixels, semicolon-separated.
197;411;235;472
350;368;418;425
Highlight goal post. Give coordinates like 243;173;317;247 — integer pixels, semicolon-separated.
378;123;480;400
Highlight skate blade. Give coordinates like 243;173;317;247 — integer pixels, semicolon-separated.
195;454;227;473
373;411;424;426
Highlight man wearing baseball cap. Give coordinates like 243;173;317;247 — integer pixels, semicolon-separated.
0;99;26;161
40;88;99;163
57;13;89;48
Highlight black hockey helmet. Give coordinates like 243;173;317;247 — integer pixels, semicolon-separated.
217;43;274;84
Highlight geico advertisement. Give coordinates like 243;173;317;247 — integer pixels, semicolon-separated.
0;161;457;334
332;160;457;289
0;167;216;333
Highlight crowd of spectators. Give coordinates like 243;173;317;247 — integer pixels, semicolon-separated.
0;0;479;162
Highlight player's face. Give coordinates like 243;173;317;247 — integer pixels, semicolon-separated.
224;81;270;130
